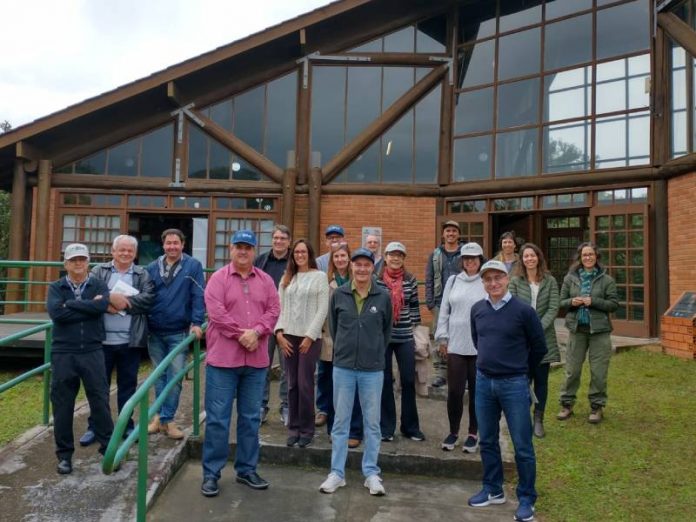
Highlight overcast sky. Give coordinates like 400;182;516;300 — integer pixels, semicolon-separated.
0;0;330;129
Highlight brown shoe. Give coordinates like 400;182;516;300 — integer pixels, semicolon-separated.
147;415;160;435
160;422;184;440
348;438;361;449
315;413;328;427
588;408;603;424
556;406;573;421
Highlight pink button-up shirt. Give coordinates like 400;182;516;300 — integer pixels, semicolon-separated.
204;263;280;369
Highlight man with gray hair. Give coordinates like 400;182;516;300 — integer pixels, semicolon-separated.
80;235;154;445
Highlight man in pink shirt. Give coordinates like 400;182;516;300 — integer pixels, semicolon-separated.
200;230;280;498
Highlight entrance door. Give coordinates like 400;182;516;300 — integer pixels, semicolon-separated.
543;214;589;287
439;215;489;255
491;213;533;258
128;214;206;266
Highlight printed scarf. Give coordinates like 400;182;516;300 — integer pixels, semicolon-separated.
577;267;598;326
382;267;405;324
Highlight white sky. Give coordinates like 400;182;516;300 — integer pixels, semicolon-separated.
0;0;330;128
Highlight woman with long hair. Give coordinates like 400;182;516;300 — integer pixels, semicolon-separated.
434;242;487;452
275;240;329;447
377;242;424;442
509;242;560;438
493;231;520;273
557;242;618;424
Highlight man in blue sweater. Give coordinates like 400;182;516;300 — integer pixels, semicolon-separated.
468;260;547;522
146;229;205;439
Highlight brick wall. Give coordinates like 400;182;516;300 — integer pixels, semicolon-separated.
668;172;696;304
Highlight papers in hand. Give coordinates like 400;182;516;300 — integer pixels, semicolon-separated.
111;280;139;315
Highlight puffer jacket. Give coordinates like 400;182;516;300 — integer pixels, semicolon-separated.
560;268;619;334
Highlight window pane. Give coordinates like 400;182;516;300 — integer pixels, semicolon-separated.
382;67;415;108
499;0;542;33
453;135;492;181
628;113;650;165
210;99;233;131
417;15;447;53
544;14;592;71
234;84;265;152
141;124;173;178
108;139;139;177
344;140;379;183
188;124;207;179
209;140;231;180
455;87;494;134
596;55;650;114
382;114;413;183
458;40;495;88
266;72;297;168
595;112;649;168
544;67;592;121
75;151;106;175
346;67;381;141
498;28;541;81
545;0;592;20
458;0;496;43
498;77;540;128
384;26;415;53
311;66;346;165
596;1;650;60
496;128;539;178
543;120;591;173
414;87;440;183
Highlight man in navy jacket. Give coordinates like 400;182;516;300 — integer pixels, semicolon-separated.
468;260;547;522
46;243;114;475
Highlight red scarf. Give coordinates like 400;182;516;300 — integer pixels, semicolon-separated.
382;267;405;324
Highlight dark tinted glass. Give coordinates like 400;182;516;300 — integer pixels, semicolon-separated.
496;128;538;177
75;151;106;175
497;77;540;128
231;155;263;181
344;141;379;183
417;14;447;52
455;87;494;134
349;37;382;53
458;0;496;43
266;72;297;168
234;84;265;151
383;67;415;108
108;139;138;176
346;67;381;140
498;28;540;80
141;124;173;178
414;87;440;183
453;135;493;181
311;66;346;165
499;0;542;32
188;125;207;179
210;99;233;131
596;1;650;60
382;115;413;183
544;14;592;71
545;0;592;20
384;26;415;52
209;139;231;180
458;40;495;88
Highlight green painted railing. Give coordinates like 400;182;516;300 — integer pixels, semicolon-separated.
102;323;207;522
0;320;54;424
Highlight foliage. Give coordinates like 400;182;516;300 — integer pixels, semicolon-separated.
0;191;9;260
533;349;696;521
0;120;11;133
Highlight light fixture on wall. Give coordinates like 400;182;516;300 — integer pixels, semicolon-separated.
232;161;241;172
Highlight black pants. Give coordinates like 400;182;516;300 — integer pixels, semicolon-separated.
51;350;114;460
531;362;550;412
446;353;477;436
381;339;420;437
88;343;140;431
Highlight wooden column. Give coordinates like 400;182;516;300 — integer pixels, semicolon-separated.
296;62;311;186
652;25;670;165
438;78;453;186
308;167;322;254
282;168;297;233
6;160;27;312
653;179;670;335
31;160;51;310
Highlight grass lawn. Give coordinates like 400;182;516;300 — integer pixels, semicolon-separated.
534;348;696;521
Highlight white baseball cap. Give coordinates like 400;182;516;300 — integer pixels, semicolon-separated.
384;241;407;255
64;243;90;260
460;242;483;257
479;259;508;276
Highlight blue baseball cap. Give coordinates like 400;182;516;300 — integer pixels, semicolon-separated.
325;224;345;237
231;230;257;246
351;247;375;263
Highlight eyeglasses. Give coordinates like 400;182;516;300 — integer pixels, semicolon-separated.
581;253;597;258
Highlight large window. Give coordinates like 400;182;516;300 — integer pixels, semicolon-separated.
453;0;651;181
61;215;121;263
348;15;447;54
213;218;275;268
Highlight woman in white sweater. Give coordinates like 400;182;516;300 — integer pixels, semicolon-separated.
275;240;329;448
434;242;487;453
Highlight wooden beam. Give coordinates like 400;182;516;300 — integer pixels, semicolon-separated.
167;81;185;107
296;63;311;185
31;160;51;310
5;160;28;312
657;151;696;177
322;65;448;184
308;167;322;254
658;12;696;58
189;109;284;184
653;179;670;333
282;168;297;231
652;25;670;166
438;79;453;186
15;141;42;160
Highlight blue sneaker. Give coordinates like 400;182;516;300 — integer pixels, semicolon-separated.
79;429;96;447
468;489;506;507
514;502;535;521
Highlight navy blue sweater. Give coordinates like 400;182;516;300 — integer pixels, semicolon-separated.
470;296;547;378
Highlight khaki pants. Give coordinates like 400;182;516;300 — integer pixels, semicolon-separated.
559;329;612;408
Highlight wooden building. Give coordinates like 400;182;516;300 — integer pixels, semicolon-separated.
1;0;696;337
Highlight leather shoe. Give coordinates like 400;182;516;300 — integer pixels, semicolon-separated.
79;429;96;447
201;478;219;497
314;412;328;427
57;459;72;474
236;471;269;490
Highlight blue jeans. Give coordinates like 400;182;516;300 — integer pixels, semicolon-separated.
475;370;537;506
148;331;188;424
330;367;383;479
202;365;267;480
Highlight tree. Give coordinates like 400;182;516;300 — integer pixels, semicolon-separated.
0;120;11;133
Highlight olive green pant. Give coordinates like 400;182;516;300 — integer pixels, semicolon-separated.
559;329;612;409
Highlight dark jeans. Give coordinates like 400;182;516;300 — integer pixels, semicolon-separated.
316;360;332;414
284;335;321;438
531;363;550;412
51;350;114;460
380;339;420;437
446;353;478;435
88;343;140;431
321;359;363;439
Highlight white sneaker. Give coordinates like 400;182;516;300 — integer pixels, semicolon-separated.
319;472;346;494
364;475;386;496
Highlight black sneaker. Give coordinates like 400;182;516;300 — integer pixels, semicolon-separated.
441;433;458;451
381;434;394;442
201;478;219;497
407;430;426;441
56;459;72;475
462;434;479;453
286;435;299;447
236;471;269;490
298;436;313;448
431;376;447;388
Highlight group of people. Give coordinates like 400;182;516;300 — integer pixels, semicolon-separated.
48;219;619;522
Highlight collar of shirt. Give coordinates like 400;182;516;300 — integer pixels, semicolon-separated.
110;261;134;275
486;291;512;311
228;264;258;279
268;250;289;261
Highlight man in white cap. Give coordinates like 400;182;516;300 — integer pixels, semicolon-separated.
468;260;547;522
46;243;114;475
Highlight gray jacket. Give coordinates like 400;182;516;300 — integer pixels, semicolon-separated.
91;263;155;348
329;282;392;372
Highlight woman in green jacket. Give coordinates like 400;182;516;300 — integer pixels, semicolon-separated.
509;242;559;438
557;242;619;424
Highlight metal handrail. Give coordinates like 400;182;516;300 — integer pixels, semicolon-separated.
102;323;207;522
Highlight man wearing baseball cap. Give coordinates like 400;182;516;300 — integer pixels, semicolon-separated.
201;230;280;497
316;224;346;273
46;243;114;475
320;248;392;497
468;260;547;522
